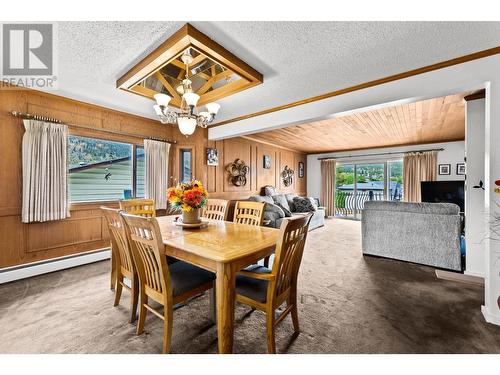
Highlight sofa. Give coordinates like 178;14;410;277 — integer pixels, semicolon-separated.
248;187;325;231
361;201;462;271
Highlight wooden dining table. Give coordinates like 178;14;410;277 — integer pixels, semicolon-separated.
156;215;280;354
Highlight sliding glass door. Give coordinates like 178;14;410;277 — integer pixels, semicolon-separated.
334;160;403;220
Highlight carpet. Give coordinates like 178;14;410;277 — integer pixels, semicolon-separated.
1;218;499;353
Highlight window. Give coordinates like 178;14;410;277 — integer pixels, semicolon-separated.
135;146;145;198
180;148;192;183
68;135;144;203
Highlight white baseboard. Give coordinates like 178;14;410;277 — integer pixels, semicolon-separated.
464;269;485;278
435;269;484;285
0;248;111;284
481;305;500;326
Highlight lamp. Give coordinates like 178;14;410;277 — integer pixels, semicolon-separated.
152;49;220;136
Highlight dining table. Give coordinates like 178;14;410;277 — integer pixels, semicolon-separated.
156;215;280;354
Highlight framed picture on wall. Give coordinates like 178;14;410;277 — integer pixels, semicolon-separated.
438;164;451;175
263;155;271;169
298;161;304;178
206;148;218;166
456;163;466;175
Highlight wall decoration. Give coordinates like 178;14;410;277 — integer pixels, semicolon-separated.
281;165;294;187
298;161;304;178
263;155;271;169
495;180;500;194
438;164;451;175
226;158;250;186
206;148;218;166
456;163;466;175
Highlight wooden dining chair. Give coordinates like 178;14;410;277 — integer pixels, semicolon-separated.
233;201;265;226
101;207;139;323
235;213;313;353
202;199;229;221
121;213;215;354
119;198;156;217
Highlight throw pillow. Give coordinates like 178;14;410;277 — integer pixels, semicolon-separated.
293;196;318;212
275;202;292;217
264;185;279;196
264;202;285;218
272;194;291;212
249;195;274;205
285;193;298;212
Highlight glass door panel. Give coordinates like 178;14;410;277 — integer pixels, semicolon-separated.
388;161;404;201
354;163;385;219
335;164;355;219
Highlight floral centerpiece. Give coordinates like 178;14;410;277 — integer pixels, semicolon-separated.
167;179;208;224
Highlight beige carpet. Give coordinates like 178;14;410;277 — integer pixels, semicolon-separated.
1;218;499;354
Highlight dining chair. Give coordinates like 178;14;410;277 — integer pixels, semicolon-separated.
235;213;313;353
119;198;156;217
233;201;265;226
202;199;229;221
101;207;139;323
121;213;215;354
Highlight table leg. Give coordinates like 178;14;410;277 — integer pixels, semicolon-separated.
216;262;235;354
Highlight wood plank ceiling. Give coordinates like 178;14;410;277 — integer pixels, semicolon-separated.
243;93;469;154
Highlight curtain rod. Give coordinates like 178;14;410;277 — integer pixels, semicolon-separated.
317;148;445;161
9;110;177;144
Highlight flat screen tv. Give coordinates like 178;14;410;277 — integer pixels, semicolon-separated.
421;181;465;212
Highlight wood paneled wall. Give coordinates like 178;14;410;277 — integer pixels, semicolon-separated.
0;88;306;268
170;130;307;200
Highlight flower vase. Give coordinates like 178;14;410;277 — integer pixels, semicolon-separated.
182;208;201;224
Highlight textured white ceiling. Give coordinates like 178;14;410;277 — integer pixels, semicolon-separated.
54;22;500;124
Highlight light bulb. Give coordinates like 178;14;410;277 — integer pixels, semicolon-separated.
205;102;220;115
153;104;163;116
182;92;200;107
177;117;197;136
199;111;210;120
154;93;171;107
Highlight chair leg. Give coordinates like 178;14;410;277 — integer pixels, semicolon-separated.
110;250;116;290
136;292;147;335
209;283;216;323
114;274;123;306
266;309;276;354
290;301;300;333
289;287;300;333
162;302;174;354
130;276;139;323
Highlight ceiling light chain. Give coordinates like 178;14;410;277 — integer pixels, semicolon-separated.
153;49;220;136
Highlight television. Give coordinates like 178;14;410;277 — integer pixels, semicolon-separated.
421;181;465;212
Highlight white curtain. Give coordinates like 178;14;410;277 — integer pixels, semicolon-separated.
144;139;170;210
22;119;69;223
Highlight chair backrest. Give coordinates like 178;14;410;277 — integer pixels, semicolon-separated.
121;213;171;299
119;198;156;217
101;207;135;275
271;213;312;301
202;199;229;221
233;201;265;226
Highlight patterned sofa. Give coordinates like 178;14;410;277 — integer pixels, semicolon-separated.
248;186;325;231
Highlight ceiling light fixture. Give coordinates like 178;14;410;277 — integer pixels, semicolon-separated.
153;49;220;136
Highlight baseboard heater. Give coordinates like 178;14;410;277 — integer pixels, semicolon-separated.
0;248;111;284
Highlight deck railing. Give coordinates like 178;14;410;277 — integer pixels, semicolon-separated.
334;191;386;216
